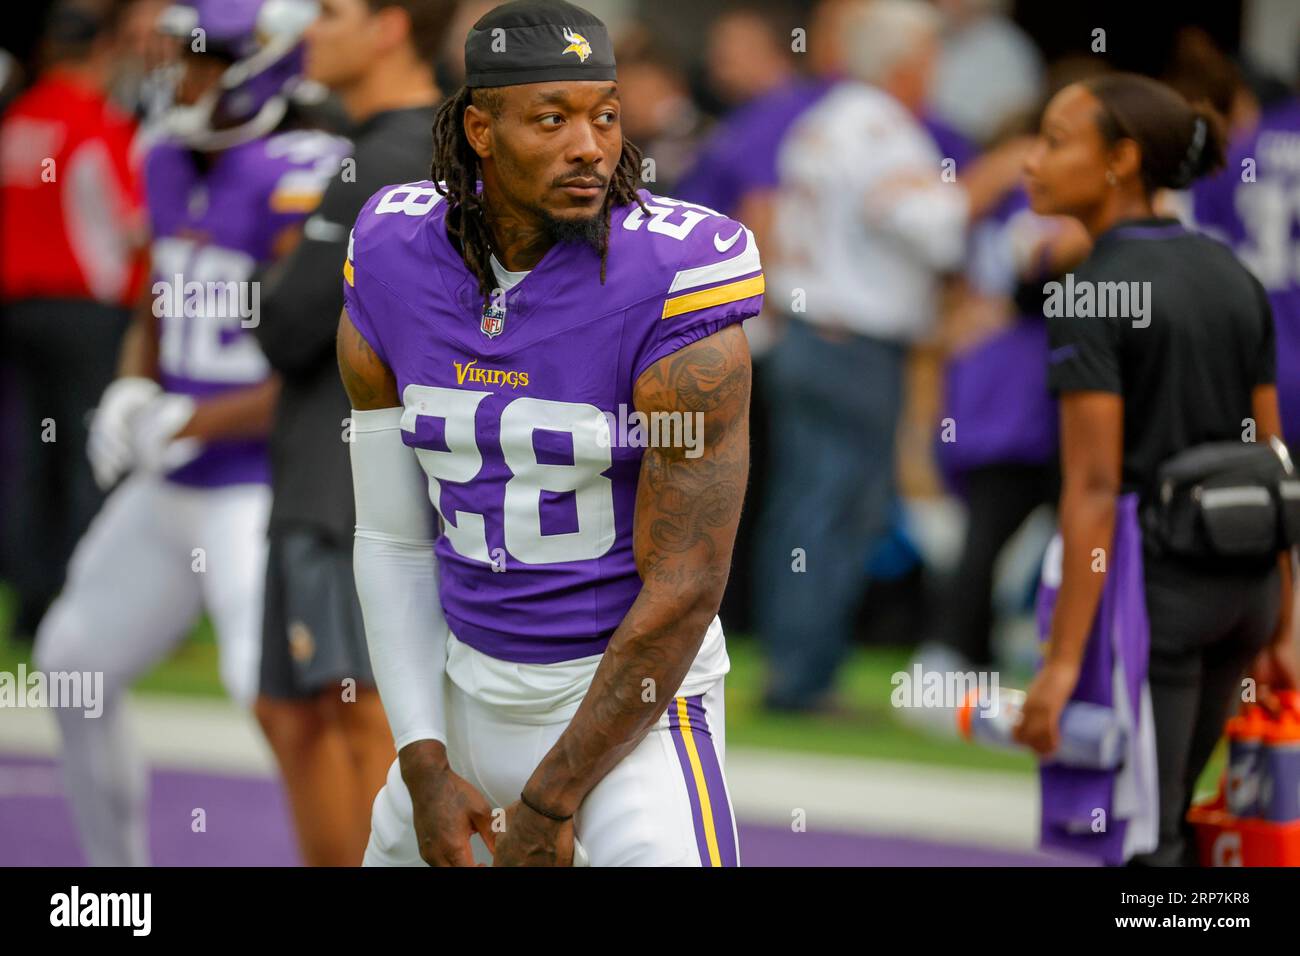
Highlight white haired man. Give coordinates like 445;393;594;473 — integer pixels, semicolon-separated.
756;0;971;711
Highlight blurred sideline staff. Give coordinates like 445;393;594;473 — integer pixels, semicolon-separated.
756;0;1023;711
1018;74;1298;866
250;0;453;868
0;0;146;640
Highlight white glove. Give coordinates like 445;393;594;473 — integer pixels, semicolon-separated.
87;377;161;490
130;392;202;474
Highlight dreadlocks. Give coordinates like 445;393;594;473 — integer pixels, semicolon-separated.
430;86;649;303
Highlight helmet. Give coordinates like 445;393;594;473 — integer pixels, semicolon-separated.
157;0;318;151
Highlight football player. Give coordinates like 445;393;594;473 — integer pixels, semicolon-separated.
341;0;760;866
1191;91;1300;447
34;0;348;866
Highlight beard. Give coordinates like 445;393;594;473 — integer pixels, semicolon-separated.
537;204;607;253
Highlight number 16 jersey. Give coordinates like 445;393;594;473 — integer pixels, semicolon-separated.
343;183;764;664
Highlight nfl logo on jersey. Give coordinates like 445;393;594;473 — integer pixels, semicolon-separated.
481;300;506;338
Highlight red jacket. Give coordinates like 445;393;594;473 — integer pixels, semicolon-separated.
1;69;146;306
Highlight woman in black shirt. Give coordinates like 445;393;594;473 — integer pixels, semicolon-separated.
1015;73;1296;865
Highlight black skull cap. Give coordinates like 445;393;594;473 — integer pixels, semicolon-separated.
465;0;616;89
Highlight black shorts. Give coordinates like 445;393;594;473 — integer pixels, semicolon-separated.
259;529;374;699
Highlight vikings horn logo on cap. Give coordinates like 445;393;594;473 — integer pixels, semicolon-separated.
561;26;593;63
464;0;615;88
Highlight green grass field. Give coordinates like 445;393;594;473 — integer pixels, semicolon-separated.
0;581;1225;788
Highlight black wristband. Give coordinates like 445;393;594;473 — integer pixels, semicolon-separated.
520;790;572;822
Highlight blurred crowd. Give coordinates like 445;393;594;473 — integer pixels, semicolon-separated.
2;0;1299;722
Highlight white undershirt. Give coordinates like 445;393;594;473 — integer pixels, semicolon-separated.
490;254;529;292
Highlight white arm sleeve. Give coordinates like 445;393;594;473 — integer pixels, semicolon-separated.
350;406;447;750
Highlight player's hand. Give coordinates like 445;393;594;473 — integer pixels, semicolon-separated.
87;376;161;489
130;392;202;474
401;746;496;867
1013;660;1079;758
492;799;575;867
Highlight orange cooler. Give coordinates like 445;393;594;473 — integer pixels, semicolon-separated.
1188;795;1300;866
1191;693;1300;865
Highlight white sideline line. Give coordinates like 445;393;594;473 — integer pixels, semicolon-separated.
726;747;1039;849
0;695;1039;850
0;694;277;776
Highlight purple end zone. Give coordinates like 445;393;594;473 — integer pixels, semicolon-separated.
0;755;301;867
0;755;1088;867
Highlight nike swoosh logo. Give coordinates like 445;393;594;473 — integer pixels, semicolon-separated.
714;227;744;253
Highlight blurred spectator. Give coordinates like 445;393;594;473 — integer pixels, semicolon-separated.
929;0;1044;145
1164;27;1260;142
0;0;146;640
907;66;1104;690
433;0;495;91
675;2;821;632
704;3;800;109
805;0;859;81
677;2;823;247
0;48;25;114
615;31;705;194
913;191;1089;680
756;0;969;711
106;0;175;120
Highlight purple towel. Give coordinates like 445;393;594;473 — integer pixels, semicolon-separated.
1034;493;1159;864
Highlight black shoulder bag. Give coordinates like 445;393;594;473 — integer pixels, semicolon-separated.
1142;437;1300;563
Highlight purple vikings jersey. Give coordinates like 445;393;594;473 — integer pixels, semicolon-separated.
145;128;349;486
343;184;764;663
1192;99;1300;444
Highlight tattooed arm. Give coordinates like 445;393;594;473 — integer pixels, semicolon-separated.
493;324;752;866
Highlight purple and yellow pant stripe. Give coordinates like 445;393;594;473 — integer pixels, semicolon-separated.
667;695;739;867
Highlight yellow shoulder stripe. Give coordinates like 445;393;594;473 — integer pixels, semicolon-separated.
343;258;355;287
661;274;764;320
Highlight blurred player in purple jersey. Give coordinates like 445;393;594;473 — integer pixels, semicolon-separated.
34;0;348;866
341;0;759;866
1191;91;1300;447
